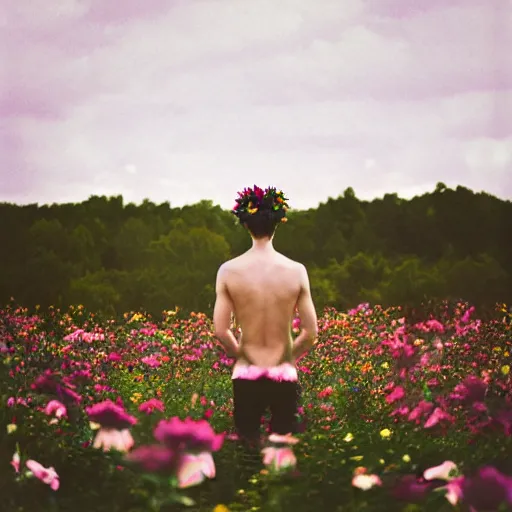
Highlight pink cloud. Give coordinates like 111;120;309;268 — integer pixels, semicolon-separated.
0;0;510;206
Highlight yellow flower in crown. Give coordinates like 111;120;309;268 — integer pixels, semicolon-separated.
247;201;258;214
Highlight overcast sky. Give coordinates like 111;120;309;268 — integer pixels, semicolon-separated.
1;0;511;211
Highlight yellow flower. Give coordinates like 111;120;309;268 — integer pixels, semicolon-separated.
380;428;392;438
7;423;17;434
493;347;502;352
129;313;144;323
213;505;230;512
501;365;510;376
402;454;411;463
381;362;389;369
89;421;101;430
343;433;354;442
130;392;143;403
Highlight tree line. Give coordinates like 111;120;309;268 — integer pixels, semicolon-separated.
1;182;510;319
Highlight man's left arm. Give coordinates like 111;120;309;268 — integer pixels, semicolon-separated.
213;265;240;358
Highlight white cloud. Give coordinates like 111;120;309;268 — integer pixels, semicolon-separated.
464;137;512;173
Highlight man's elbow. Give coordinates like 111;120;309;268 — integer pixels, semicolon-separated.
304;325;319;345
214;328;229;340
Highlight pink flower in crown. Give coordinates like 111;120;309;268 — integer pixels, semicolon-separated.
154;417;224;453
254;185;265;201
26;460;60;491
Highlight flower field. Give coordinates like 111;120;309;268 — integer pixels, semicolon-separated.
1;301;512;512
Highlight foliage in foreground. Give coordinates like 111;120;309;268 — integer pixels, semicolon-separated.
1;301;511;511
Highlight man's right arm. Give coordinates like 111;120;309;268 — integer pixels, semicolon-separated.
292;264;318;361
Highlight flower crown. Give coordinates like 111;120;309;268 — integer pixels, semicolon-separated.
232;185;290;223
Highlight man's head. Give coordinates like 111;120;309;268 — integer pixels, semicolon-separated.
232;185;289;240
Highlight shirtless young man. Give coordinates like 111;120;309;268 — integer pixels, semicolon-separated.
213;186;318;444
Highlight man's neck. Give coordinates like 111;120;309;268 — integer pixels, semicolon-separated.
250;237;275;253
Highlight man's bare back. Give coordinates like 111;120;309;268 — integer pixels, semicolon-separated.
214;246;318;369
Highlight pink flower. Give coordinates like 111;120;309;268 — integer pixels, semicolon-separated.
450;376;487;404
425;319;445;333
494;408;512;436
261;446;297;472
141;355;161;367
26;460;60;491
31;371;82;405
392;475;441;503
461;466;512;510
44;400;67;419
352;473;382;490
92;428;135;453
408;400;433;422
176;452;216;488
139;398;165;415
318;386;334;399
424;407;455;428
423;460;458;481
441;477;465;505
391;405;410;417
11;452;20;473
125;444;180;473
268;433;299;445
86;400;137;429
154;417;224;453
386;386;405;404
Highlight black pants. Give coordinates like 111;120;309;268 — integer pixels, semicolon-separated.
232;377;300;441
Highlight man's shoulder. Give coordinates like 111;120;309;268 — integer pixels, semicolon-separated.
217;256;243;274
276;252;305;271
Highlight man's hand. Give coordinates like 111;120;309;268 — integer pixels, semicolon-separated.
215;329;241;359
